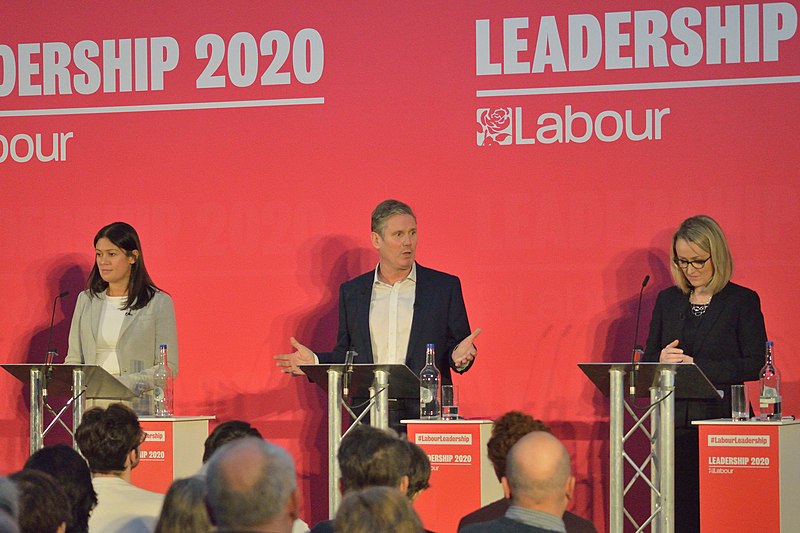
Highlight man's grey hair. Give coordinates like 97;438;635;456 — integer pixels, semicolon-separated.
0;477;18;519
206;437;296;528
371;199;416;236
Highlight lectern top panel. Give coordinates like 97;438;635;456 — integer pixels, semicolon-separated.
1;364;134;399
578;362;722;400
299;363;420;399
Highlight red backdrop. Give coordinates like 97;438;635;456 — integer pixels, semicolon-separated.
2;2;799;531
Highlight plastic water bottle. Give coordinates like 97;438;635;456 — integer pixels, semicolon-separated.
419;343;440;419
759;341;781;421
153;344;174;417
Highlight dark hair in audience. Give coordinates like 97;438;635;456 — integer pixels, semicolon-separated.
403;440;431;500
24;444;97;533
88;222;161;310
335;486;423;533
10;470;70;533
154;477;211;533
75;403;145;474
206;438;296;529
203;420;263;463
487;410;551;481
338;425;411;493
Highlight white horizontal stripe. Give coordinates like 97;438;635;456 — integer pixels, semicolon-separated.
0;96;325;117
476;75;800;97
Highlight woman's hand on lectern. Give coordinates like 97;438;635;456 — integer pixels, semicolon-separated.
659;339;694;364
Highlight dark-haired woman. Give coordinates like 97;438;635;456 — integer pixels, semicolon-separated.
643;215;766;533
25;444;97;533
66;222;178;398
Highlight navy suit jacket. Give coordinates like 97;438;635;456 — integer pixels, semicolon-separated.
317;263;473;384
461;517;561;533
458;498;596;533
643;281;766;423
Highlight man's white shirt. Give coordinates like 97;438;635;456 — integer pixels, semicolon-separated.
369;262;416;364
89;477;164;533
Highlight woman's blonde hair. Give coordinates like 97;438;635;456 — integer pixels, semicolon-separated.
670;215;733;295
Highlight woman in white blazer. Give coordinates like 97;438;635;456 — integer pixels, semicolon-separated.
66;222;178;398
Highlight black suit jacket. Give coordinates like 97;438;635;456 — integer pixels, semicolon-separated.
317;263;473;384
643;282;767;423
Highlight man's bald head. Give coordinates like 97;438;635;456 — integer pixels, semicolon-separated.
206;437;297;530
504;431;574;516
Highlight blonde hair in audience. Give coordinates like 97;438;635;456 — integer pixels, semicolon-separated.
154;477;211;533
335;486;423;533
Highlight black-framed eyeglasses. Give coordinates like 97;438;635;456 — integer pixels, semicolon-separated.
673;257;711;270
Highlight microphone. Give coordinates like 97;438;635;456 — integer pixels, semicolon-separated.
43;290;68;400
343;349;357;401
45;291;69;365
628;275;650;401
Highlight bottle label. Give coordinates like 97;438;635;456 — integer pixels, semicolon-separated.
760;385;778;401
420;387;433;403
154;387;165;402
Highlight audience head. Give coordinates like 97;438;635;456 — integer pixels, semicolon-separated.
402;439;431;501
203;420;263;463
10;470;70;533
338;424;411;494
504;432;575;516
75;403;145;475
206;437;298;532
24;444;97;533
154;476;211;533
0;477;18;522
335;486;423;533
0;477;19;533
487;410;551;482
0;509;18;533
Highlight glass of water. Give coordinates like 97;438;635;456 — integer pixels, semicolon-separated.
442;384;459;420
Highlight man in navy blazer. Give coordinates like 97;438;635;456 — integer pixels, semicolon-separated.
276;199;480;402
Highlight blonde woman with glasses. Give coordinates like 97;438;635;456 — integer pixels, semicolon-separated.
643;214;767;533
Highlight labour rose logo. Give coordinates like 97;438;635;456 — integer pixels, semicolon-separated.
477;108;512;146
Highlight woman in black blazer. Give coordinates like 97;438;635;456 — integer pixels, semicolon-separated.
643;215;767;532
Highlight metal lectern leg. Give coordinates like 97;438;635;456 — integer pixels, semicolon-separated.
658;367;676;533
72;369;85;452
30;368;44;454
327;368;343;517
609;368;624;533
651;386;662;533
371;369;389;430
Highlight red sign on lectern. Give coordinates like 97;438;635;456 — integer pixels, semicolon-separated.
129;416;213;494
406;420;501;533
697;422;783;532
132;419;175;493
